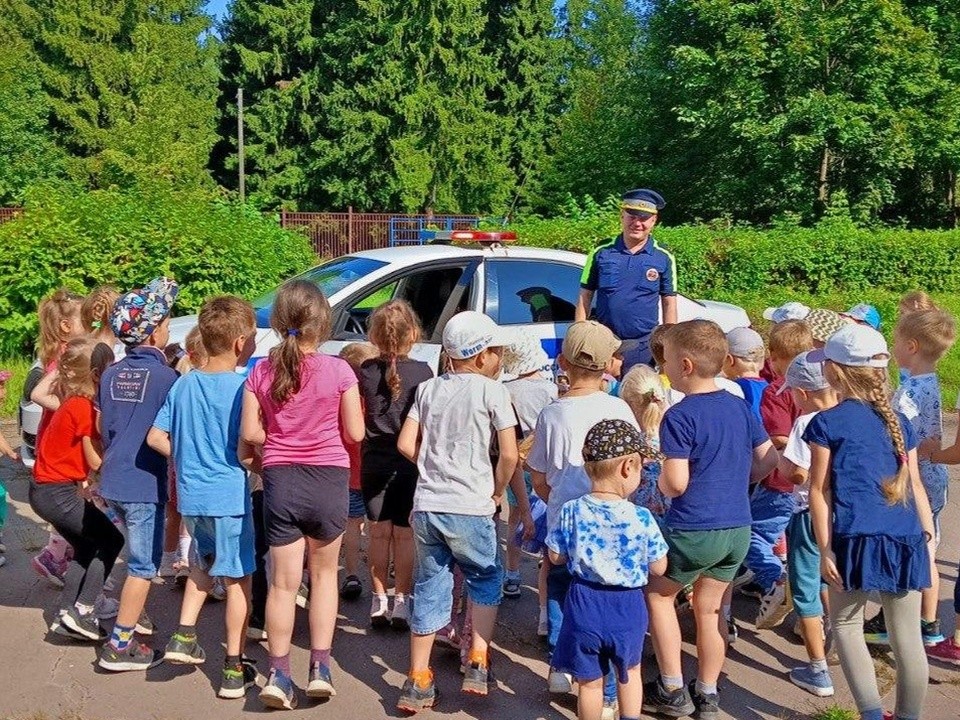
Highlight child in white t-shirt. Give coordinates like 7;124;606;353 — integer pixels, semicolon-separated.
778;351;838;697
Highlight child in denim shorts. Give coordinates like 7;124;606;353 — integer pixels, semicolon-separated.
395;311;521;713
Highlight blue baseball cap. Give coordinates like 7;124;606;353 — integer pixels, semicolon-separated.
621;188;666;218
843;303;881;330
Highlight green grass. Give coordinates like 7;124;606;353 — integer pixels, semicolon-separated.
809;706;858;720
0;356;31;418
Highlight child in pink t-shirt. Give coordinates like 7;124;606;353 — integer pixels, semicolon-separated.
242;280;365;709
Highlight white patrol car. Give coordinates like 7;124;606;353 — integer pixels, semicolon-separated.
18;236;749;466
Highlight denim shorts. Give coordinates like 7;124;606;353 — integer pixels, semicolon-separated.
411;511;502;635
184;513;256;579
348;488;366;520
108;500;164;579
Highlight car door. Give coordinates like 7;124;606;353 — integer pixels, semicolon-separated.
322;258;482;368
483;258;583;365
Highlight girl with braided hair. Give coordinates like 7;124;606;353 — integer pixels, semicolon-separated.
806;324;935;720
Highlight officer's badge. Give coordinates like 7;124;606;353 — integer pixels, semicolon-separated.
646;268;660;281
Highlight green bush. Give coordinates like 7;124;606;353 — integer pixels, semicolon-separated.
0;182;316;358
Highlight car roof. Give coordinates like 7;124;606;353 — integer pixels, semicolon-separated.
351;243;586;266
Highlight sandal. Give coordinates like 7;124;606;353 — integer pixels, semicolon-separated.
339;574;362;601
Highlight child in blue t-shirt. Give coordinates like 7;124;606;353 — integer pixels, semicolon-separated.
643;320;777;719
546;419;667;720
147;296;258;700
805;324;935;720
723;327;769;420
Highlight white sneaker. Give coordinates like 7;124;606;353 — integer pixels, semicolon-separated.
94;595;120;620
756;581;791;629
391;594;410;631
370;594;390;628
537;607;548;637
158;551;178;578
548;669;573;694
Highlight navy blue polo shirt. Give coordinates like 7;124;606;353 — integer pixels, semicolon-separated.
580;234;677;342
97;346;178;504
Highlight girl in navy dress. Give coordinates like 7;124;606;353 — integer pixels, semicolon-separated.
806;324;935;720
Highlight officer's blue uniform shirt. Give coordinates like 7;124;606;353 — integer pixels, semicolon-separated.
580;234;677;349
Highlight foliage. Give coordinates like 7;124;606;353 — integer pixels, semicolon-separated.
0;183;315;358
0;356;31;418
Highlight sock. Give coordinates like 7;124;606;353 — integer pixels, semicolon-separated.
721;604;732;621
410;668;433;689
178;534;192;564
75;602;94;616
395;593;406;602
269;654;291;676
225;654;241;668
695;680;718;696
661;674;683;691
810;658;829;673
109;623;135;650
176;624;197;639
310;648;331;667
468;648;487;667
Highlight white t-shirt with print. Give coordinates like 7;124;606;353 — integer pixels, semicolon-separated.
408;372;517;516
783;411;818;512
895;373;948;512
527;392;639;533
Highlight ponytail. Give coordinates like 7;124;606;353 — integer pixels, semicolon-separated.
369;299;422;404
270;330;304;404
385;354;402;402
268;280;332;405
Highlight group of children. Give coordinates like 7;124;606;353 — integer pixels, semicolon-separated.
3;277;959;720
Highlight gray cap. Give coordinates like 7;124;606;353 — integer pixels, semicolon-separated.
778;350;831;395
726;326;765;358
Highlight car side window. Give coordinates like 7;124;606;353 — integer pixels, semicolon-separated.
485;260;580;325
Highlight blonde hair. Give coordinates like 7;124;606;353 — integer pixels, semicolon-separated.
368;300;422;401
619;365;666;436
768;319;814;360
825;361;909;505
178;326;208;374
58;336;98;400
899;291;934;315
80;286;120;334
339;342;379;372
895;306;956;363
665;320;727;377
584;456;632;483
37;288;84;366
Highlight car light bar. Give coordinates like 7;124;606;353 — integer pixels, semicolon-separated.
423;230;517;244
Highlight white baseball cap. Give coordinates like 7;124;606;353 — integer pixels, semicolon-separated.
503;329;550;376
726;327;764;358
442;311;513;360
762;301;811;324
808;324;889;369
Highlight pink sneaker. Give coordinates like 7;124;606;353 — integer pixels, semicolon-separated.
927;638;960;666
32;549;66;589
436;623;460;650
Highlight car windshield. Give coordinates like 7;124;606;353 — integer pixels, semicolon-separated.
253;257;388;309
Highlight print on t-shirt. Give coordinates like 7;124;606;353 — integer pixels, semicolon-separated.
111;368;150;403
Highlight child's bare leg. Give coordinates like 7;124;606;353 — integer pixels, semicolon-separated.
470;603;497;659
224;575;252;658
393;525;415;595
719;581;734;633
646;574;684;681
266;538;306;658
692;576;731;685
368;521;393;595
307;534;344;652
506;510;521;575
179;564;213;626
617;664;643;719
163;500;180;554
577;676;604;720
410;632;436;673
342;517;362;577
922;552;940;625
800;616;827;660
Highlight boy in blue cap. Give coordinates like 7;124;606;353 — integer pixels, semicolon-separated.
97;278;179;672
576;188;678;371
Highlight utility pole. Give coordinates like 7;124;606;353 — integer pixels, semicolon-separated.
237;88;246;203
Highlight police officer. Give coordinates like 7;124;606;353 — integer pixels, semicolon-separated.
575;188;678;370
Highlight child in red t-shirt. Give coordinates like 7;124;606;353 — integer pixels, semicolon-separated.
28;337;125;642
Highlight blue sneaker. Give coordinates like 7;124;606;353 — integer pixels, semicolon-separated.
260;668;298;710
306;662;336;699
789;665;835;697
922;619;945;646
863;610;888;645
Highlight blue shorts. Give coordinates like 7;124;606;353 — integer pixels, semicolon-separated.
552;577;648;683
348;488;366;520
786;510;825;618
108;500;164;579
411;511;502;635
184;513;256;579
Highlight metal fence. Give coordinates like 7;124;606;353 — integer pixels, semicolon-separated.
0;207;20;224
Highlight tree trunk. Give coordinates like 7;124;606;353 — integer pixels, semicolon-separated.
816;145;831;215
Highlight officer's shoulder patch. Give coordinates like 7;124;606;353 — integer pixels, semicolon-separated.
646;268;660;282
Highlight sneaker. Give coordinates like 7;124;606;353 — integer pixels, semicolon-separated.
98;641;163;672
94;595;119;620
296;582;310;609
738;581;764;599
789;665;835;697
462;661;489;696
600;698;618;720
503;576;521;598
60;606;103;641
689;680;720;720
863;610;888;645
339;574;362;601
164;633;206;664
928;637;960;665
548;668;573;694
922;619;946;646
397;677;438;714
158;551;178;578
537;608;548;637
219;658;257;700
32;549;66;589
306;662;337;698
246;622;268;641
436;622;460;649
641;678;695;718
727;617;739;644
135;612;155;636
756;582;791;629
208;577;226;602
370;594;390;628
260;668;298;710
391;594;410;631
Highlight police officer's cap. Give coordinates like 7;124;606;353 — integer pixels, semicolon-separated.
621;188;666;217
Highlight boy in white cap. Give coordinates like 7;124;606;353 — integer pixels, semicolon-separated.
778;351;839;697
396;311;520;712
723;327;769;419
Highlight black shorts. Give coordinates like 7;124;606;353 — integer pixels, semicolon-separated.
261;465;348;547
360;452;417;527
